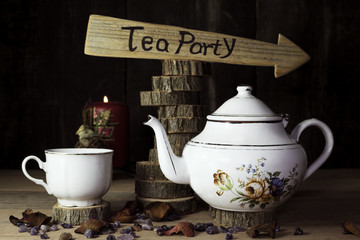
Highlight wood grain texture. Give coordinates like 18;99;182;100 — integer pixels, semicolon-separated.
135;179;194;199
140;91;199;106
52;201;111;226
209;206;276;228
85;15;310;77
152;75;202;92
158;105;204;118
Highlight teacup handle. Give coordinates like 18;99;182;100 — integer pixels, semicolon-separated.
21;156;52;194
290;118;334;181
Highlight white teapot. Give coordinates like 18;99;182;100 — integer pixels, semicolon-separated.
144;86;333;211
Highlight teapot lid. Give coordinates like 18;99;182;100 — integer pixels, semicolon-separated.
207;86;282;122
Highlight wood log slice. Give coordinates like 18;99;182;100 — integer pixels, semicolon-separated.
135;178;193;199
158;105;204;118
52;201;111;226
136;196;197;214
140;91;199;106
209;206;276;228
153;133;197;152
162;60;211;76
160;117;205;133
136;161;167;180
152;75;202;92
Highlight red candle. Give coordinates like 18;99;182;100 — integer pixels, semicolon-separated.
83;96;129;168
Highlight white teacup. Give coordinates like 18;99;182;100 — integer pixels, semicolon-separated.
22;148;113;207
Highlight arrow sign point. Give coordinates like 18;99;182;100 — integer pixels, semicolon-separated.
274;34;311;78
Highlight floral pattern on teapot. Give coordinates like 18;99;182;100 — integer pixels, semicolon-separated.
213;157;301;209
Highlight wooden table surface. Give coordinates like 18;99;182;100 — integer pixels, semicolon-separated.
0;168;359;240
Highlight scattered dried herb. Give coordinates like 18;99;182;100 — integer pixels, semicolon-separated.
109;201;142;223
162;222;195;237
294;227;303;235
74;218;107;234
144;202;176;221
246;222;276;238
343;220;360;237
9;209;51;227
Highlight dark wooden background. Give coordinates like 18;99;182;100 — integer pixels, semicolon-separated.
1;0;359;170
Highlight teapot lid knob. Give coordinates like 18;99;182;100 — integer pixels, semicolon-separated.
236;85;253;96
208;85;281;121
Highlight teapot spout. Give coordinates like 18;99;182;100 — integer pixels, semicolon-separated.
144;115;190;185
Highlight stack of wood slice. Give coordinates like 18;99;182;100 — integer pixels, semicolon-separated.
137;60;210;214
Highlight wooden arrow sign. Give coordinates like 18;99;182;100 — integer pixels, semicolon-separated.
85;15;310;78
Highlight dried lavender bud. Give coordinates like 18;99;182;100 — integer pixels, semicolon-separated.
61;222;73;229
156;229;165;236
40;232;50;239
204;223;214;228
50;224;59;231
220;226;228;233
294;227;303;235
84;229;95;238
275;224;280;232
107;235;116;240
113;221;121;228
225;232;233;240
18;225;28;233
40;224;50;232
206;225;219;234
161;225;170;231
120;227;133;234
194;223;206;232
116;234;134;240
30;226;39;235
142;223;154;231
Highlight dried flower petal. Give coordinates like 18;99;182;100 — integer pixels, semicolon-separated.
109;201;141;223
163;222;194;237
343;220;360;237
144;202;175;221
9;209;51;227
75;218;107;234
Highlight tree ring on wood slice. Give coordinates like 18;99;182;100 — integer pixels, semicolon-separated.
137;195;197;214
52;201;111;226
162;60;211;76
135;178;194;199
140;91;199;106
158;105;204;118
209;206;277;228
151;75;202;92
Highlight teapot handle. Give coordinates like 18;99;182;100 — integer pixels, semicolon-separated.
290;118;334;181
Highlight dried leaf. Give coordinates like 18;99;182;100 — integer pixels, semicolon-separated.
145;202;175;221
109;200;142;223
75;218;107;234
9;209;51;227
163;222;194;237
343;220;360;237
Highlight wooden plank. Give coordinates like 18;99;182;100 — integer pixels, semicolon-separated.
85;15;310;78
